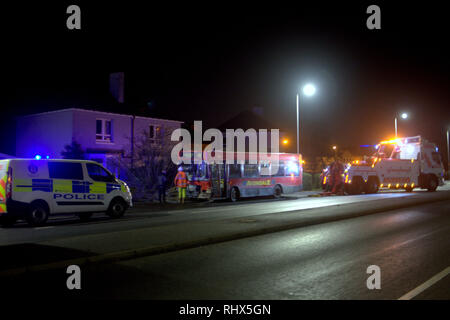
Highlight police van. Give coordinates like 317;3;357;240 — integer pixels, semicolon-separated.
0;159;132;227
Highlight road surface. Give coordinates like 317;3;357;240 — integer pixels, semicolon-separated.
1;198;449;299
0;189;442;246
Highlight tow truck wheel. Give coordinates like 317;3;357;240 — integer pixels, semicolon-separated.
230;187;240;202
349;177;364;195
364;178;379;194
273;185;282;199
26;201;49;227
427;175;438;192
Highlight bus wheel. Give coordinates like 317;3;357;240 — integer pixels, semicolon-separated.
78;212;93;221
230;187;240;202
26;201;49;227
107;198;127;218
273;185;282;198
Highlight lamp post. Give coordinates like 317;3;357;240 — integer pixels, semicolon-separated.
395;112;408;138
296;83;316;158
447;129;449;173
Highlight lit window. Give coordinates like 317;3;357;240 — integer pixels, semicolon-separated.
96;119;113;142
149;124;162;144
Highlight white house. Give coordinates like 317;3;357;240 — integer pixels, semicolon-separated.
16;108;183;176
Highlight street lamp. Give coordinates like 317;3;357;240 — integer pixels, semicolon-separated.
296;83;316;157
332;145;337;158
395;112;408;138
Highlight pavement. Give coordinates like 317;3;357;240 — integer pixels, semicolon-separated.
1;184;449;277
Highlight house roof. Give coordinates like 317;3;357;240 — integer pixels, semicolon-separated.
18;107;184;124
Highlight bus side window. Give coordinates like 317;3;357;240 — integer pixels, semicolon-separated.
243;164;259;178
274;161;285;177
229;164;241;178
285;161;299;176
260;162;270;176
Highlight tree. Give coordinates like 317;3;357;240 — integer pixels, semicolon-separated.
112;128;177;201
61;140;85;159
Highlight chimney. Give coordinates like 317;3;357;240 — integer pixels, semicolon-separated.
109;72;125;103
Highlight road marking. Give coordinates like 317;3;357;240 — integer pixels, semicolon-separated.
34;226;54;230
398;266;450;300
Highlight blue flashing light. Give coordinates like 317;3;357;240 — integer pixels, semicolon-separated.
35;155;42;160
360;144;376;148
46;155;50;159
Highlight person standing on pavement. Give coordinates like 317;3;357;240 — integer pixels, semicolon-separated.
174;166;187;204
157;170;167;204
331;160;344;194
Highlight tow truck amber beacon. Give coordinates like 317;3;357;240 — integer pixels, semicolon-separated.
344;136;445;194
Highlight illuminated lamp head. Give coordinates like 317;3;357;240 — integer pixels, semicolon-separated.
302;83;316;97
35;155;42;160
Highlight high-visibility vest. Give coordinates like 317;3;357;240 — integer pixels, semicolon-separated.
174;171;187;188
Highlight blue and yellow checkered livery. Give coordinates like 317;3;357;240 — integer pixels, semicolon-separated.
13;179;122;194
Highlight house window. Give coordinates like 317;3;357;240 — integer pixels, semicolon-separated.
149;124;162;144
96;119;113;142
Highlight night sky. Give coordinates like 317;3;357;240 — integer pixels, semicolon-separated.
2;2;449;162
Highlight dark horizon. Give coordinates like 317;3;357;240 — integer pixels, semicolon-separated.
2;2;449;162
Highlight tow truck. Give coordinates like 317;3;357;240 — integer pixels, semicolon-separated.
344;136;445;194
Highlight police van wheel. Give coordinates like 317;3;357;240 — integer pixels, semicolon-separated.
78;213;93;221
26;201;49;227
107;198;126;218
